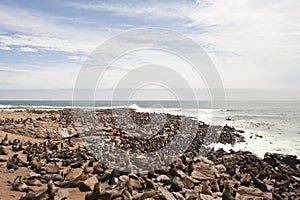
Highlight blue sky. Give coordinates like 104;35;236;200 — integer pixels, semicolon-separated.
0;0;300;92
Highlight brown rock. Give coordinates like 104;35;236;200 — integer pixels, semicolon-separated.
237;186;272;200
172;192;185;200
45;164;60;174
185;189;198;200
157;185;176;200
182;176;195;189
191;171;211;181
65;168;82;181
54;189;69;200
79;176;99;191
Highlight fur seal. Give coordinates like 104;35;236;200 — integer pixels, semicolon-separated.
240;173;251;187
211;179;220;192
222;182;235;200
11;176;32;192
250;172;268;192
201;180;213;195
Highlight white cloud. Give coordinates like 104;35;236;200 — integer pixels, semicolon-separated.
19;47;38;52
0;63;81;89
0;4;108;54
67;56;86;62
0;45;11;51
67;1;197;21
1;1;299;90
69;0;300;89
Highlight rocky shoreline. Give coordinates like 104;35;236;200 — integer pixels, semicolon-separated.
0;109;299;199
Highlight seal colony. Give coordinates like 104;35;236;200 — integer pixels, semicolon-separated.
0;108;299;199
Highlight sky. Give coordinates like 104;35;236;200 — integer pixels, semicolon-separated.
0;0;299;100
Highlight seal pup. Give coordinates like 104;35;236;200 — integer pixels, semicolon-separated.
1;134;9;146
47;179;57;199
240;173;251;187
141;190;159;199
85;182;101;200
250;172;268;192
201;180;213;195
10;176;32;192
211;179;220;192
222;182;235;200
20;188;47;200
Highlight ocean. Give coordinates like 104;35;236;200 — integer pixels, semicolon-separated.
0;100;299;158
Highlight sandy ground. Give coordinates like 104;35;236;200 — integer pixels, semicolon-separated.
0;131;88;200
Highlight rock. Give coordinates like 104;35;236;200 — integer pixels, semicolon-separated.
157;185;176;200
79;176;99;191
65;169;82;181
237;186;272;200
45;164;60;174
181;176;196;189
199;193;215;200
191;171;211;181
185;189;198;200
172;192;185;200
54;189;69;200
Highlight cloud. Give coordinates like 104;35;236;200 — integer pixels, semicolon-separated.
0;4;108;54
19;47;38;52
67;1;197;21
0;34;92;53
0;45;11;51
0;1;299;90
0;63;81;89
67;56;86;62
